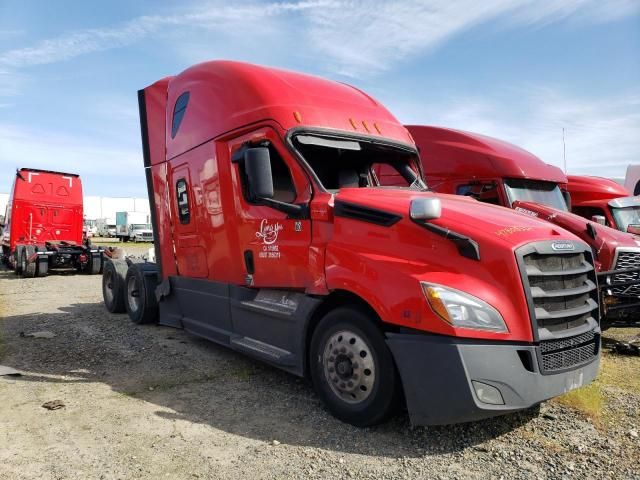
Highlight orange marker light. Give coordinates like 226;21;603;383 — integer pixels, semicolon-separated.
293;111;302;123
373;122;382;134
422;284;452;325
349;118;358;130
362;120;370;133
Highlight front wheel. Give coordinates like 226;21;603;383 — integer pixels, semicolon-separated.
309;307;400;427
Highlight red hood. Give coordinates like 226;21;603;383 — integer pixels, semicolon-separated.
513;201;640;270
335;188;584;250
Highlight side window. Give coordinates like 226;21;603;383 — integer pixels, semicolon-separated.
573;206;608;225
171;92;190;139
176;178;191;224
239;144;297;204
457;183;500;205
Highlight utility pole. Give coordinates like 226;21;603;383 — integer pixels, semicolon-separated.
562;128;567;174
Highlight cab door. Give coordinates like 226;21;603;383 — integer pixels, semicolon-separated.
228;127;313;289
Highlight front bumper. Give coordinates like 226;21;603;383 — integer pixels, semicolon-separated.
386;331;600;426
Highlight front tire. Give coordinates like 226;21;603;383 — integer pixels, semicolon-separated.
309;307;400;427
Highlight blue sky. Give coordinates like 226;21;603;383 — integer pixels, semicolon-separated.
0;0;638;197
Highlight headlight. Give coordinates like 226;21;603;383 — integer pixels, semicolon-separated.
421;282;508;332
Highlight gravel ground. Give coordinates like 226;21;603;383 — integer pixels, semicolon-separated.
0;251;639;479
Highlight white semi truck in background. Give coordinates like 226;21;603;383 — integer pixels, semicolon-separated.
115;211;153;242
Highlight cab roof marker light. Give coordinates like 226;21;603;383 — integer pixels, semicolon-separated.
293;111;302;123
349;118;358;130
362;120;370;133
374;122;382;134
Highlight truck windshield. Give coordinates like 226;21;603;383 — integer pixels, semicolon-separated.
131;224;151;230
504;179;567;211
611;206;640;232
292;133;427;192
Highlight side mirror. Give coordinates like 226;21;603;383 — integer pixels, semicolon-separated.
562;190;571;210
591;215;606;226
627;224;640;235
244;147;274;199
410;197;441;221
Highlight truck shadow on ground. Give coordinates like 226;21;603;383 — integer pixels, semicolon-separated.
1;302;541;458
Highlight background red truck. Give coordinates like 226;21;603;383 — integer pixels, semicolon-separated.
403;125;640;327
103;60;600;427
567;175;640;235
1;168;103;277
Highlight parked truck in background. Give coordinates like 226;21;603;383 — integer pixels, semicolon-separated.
1;168;103;277
403;125;640;327
567;175;640;235
96;217;117;237
115;211;153;242
103;61;600;426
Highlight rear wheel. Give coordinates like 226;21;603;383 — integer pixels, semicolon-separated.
21;246;37;278
102;259;128;313
88;252;102;275
124;263;159;324
14;246;24;274
309;307;400;427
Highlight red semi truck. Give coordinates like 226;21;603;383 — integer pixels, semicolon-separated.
103;61;601;426
567;175;640;235
404;125;640;327
1;168;103;277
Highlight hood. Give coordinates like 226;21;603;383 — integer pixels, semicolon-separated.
513;201;640;270
335;188;582;251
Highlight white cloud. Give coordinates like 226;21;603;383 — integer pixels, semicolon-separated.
0;123;145;196
391;88;640;178
0;0;636;75
0;1;335;68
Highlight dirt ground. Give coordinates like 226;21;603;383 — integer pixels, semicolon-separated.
1;249;639;479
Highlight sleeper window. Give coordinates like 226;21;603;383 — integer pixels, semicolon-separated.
176;178;191;224
171;92;190;139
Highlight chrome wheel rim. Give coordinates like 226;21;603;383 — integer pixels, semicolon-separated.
323;329;375;404
127;275;140;313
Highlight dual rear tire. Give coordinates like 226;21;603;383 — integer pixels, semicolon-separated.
102;259;158;324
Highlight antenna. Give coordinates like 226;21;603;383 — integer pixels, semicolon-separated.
562;128;567;174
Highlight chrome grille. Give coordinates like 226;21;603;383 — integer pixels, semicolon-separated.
612;250;640;296
523;251;598;333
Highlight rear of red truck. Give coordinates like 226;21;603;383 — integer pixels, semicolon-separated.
1;168;103;276
103;61;601;427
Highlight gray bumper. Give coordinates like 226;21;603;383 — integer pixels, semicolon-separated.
386;332;600;426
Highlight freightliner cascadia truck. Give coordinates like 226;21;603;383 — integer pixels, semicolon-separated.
567;175;640;235
1;168;103;277
103;61;601;426
403;125;640;327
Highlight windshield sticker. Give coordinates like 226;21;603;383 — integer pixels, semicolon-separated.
256;219;283;259
514;207;538;217
496;226;533;237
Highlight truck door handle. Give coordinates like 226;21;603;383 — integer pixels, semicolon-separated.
244;250;255;274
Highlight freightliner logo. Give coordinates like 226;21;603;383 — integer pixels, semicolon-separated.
551;241;575;251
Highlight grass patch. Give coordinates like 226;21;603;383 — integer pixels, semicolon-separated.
553;344;640;423
555;381;603;421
